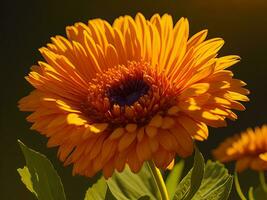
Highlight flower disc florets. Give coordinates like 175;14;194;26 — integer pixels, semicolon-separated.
83;61;177;126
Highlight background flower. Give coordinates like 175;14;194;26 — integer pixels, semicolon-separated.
213;125;267;172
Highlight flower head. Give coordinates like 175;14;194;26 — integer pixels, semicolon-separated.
213;125;267;172
19;13;249;178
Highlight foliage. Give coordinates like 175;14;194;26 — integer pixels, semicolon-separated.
18;141;233;200
85;163;161;200
84;177;116;200
18;140;66;200
173;148;232;200
165;160;184;200
235;172;267;200
17;166;37;197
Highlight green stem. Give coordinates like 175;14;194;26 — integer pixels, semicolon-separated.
259;171;267;190
148;161;170;200
234;172;247;200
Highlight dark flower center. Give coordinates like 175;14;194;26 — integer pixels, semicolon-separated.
107;78;150;106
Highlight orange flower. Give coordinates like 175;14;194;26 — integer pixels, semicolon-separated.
19;13;249;178
213;125;267;172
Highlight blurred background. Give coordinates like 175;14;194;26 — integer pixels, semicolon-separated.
1;0;267;199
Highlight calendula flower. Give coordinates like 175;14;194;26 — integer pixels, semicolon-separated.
19;13;249;178
213;125;267;172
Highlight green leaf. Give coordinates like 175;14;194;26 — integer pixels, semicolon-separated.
173;149;233;200
166;160;184;200
138;195;150;200
105;187;118;200
251;185;267;200
107;163;160;200
84;177;116;200
84;177;107;200
173;147;205;200
17;166;37;197
84;163;160;200
248;172;267;200
192;161;233;200
18;140;66;200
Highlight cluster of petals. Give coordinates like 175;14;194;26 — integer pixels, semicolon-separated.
213;125;267;172
19;13;249;178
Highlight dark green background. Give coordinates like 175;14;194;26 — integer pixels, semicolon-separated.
1;0;267;199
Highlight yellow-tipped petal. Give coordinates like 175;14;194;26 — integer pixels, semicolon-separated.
166;159;175;170
161;117;175;129
167;106;180;115
145;126;158;138
118;132;136;152
89;123;108;133
110;127;124;140
149;115;163;127
125;123;137;133
67;113;86;125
